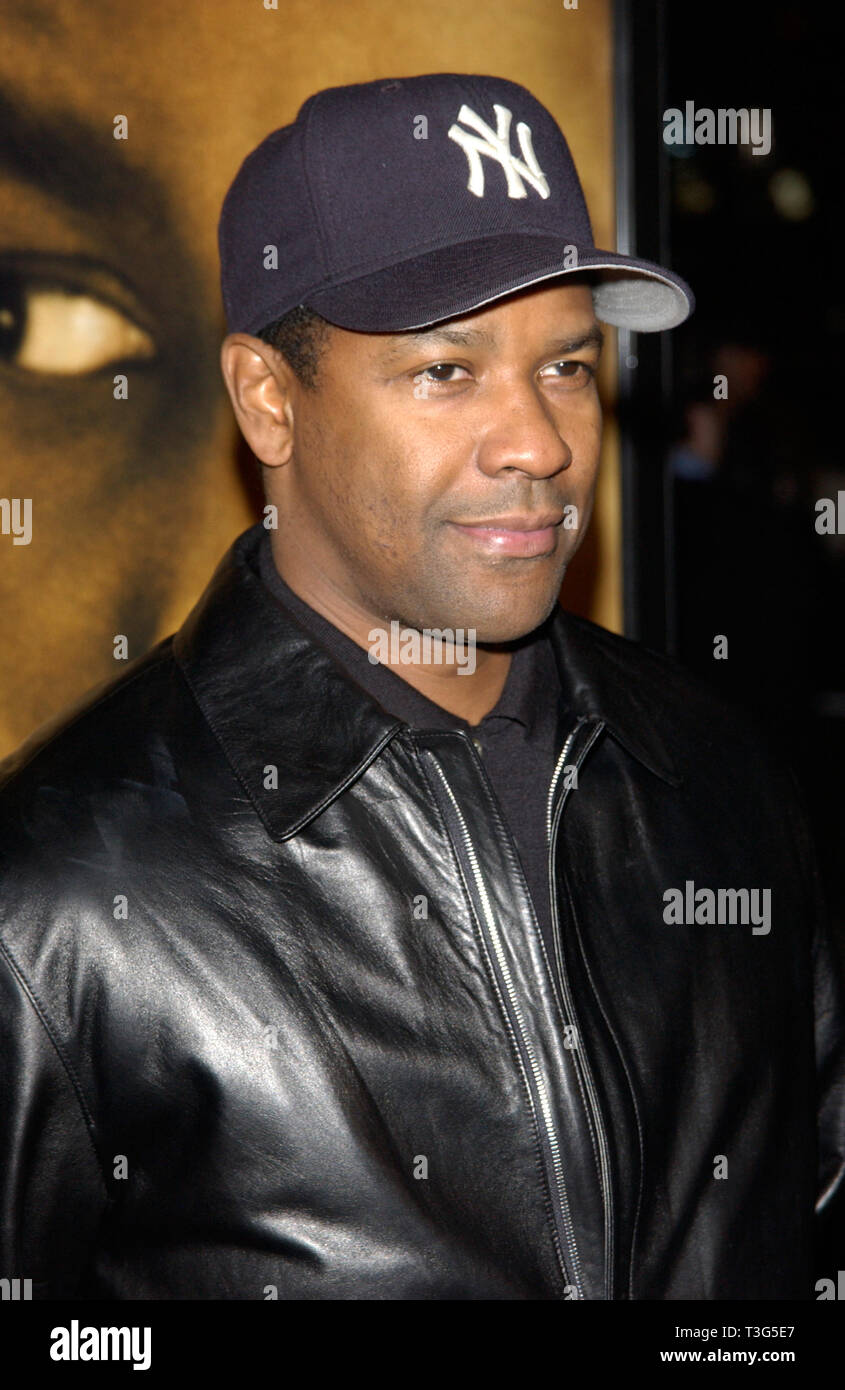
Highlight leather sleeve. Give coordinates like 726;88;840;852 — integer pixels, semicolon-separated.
788;768;845;1274
0;939;109;1298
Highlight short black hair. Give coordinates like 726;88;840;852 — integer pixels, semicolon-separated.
256;304;331;389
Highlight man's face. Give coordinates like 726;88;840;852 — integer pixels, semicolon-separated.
271;280;603;643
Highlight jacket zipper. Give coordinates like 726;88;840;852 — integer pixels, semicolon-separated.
428;757;585;1300
546;718;615;1300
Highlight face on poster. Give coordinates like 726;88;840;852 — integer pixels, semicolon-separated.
0;0;616;756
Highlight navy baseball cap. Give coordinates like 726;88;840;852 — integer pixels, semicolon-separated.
219;72;694;336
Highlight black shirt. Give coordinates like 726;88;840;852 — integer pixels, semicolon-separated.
257;531;564;967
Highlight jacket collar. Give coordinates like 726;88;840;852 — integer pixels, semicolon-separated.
173;523;679;841
546;610;683;790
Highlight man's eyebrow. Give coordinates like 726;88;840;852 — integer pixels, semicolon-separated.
0;85;171;227
378;321;605;362
379;327;496;362
548;324;605;355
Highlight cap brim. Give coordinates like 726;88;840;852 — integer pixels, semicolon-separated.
305;233;693;334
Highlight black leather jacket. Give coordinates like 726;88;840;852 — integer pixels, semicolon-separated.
1;520;843;1300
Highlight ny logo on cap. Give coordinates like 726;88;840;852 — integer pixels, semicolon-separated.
447;103;550;201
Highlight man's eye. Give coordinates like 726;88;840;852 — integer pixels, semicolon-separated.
541;359;595;385
0;273;155;375
416;363;469;383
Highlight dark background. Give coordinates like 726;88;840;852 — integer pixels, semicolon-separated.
619;0;845;958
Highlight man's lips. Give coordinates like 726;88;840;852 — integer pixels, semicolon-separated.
448;513;563;558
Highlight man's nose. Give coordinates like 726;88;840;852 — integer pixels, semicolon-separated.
475;380;573;480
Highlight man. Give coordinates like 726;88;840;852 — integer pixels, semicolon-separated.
1;73;843;1300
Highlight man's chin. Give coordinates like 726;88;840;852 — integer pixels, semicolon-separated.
472;615;558;646
454;582;565;646
384;566;567;644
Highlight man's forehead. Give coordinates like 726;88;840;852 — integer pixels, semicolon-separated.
373;309;604;362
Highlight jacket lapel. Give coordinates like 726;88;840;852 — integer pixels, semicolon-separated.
173;523;404;840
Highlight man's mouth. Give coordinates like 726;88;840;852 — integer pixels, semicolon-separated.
448;513;562;558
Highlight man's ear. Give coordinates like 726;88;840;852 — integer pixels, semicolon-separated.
219;334;296;469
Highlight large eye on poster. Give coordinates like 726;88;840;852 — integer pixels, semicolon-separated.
0;0;619;756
